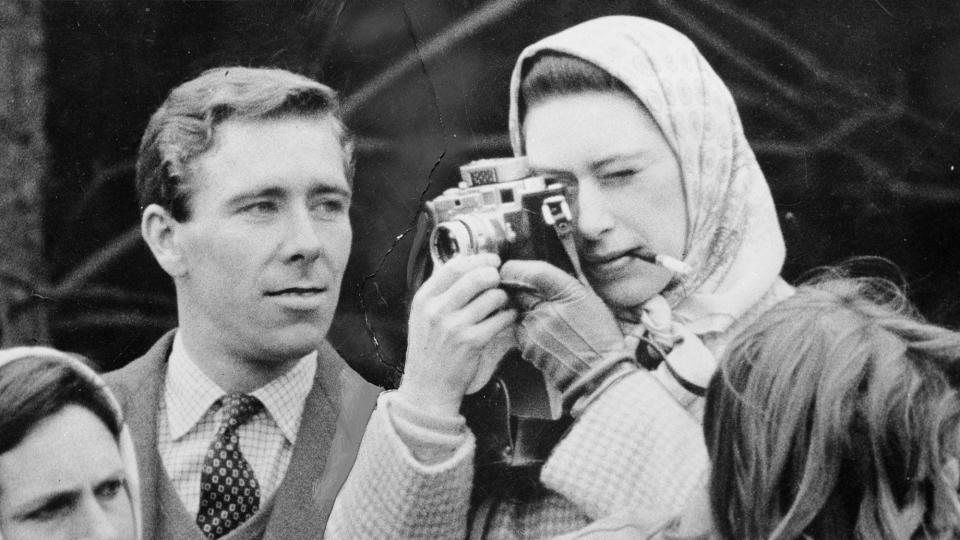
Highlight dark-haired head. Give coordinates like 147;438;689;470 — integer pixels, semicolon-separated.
518;52;633;128
705;277;960;539
0;348;137;539
0;354;121;456
136;66;354;221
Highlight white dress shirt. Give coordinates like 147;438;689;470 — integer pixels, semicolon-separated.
158;332;316;515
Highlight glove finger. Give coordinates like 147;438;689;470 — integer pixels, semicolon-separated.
500;259;582;305
506;288;544;312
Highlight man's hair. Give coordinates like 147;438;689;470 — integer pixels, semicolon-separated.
0;354;121;455
518;52;632;124
705;276;960;539
136;66;354;221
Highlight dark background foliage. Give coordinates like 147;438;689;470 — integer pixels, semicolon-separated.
28;0;960;386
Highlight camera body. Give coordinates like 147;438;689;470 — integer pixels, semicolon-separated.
424;157;576;274
407;157;578;466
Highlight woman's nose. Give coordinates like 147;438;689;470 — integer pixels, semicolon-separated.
574;179;614;240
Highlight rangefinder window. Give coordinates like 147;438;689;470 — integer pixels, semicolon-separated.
423;157;577;275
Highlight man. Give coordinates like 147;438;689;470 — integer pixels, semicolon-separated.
105;67;379;540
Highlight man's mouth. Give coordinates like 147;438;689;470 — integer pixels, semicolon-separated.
264;287;325;297
264;286;328;311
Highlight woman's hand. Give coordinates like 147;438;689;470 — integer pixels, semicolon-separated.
399;254;518;418
500;260;634;407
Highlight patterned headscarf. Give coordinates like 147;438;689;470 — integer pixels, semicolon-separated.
509;16;788;340
0;347;142;540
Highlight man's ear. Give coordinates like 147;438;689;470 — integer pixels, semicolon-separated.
141;203;188;278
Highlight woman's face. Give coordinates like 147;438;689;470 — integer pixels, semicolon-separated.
523;91;687;309
0;405;135;540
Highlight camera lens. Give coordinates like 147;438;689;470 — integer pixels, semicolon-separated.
430;216;510;264
431;221;473;262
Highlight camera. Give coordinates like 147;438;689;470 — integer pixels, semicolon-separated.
406;157;580;467
423;157;578;274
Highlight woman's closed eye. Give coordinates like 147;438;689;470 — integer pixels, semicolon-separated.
600;168;639;183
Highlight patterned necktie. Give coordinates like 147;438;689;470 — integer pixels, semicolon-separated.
196;393;264;539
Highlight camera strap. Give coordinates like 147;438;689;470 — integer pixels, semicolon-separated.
541;196;590;286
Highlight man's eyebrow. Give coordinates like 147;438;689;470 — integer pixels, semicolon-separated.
309;184;352;199
226;187;287;206
226;183;353;206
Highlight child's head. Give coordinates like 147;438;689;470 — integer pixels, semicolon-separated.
706;277;960;539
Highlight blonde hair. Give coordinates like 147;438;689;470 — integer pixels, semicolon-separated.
705;277;960;539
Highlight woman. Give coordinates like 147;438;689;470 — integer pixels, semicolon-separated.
506;14;791;402
0;347;140;540
565;277;960;539
328;15;790;538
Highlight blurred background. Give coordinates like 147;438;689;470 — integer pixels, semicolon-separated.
2;0;959;386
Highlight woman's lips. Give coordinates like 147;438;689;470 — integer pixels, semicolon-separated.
583;251;636;278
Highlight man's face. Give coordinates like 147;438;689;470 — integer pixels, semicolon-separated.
171;116;352;364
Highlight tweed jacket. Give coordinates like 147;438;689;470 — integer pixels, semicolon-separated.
326;369;708;539
105;330;380;540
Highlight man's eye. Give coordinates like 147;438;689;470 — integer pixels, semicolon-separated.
242;201;278;214
313;198;348;216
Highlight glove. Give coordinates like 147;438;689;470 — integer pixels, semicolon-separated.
499;260;635;412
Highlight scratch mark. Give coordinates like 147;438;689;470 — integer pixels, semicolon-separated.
399;2;448;137
373;282;388;307
356;148;445;381
356;2;450;382
871;0;893;17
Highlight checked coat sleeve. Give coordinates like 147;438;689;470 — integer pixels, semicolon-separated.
542;369;708;521
325;392;475;539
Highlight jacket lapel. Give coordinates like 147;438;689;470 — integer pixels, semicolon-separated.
263;341;379;539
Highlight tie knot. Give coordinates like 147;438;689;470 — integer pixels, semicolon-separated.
218;393;263;430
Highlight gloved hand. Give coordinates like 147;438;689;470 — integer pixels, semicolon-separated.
499;260;635;412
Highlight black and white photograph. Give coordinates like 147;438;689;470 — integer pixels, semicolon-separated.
2;1;960;538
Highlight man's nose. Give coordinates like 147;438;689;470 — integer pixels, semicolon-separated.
574;179;614;241
282;205;323;263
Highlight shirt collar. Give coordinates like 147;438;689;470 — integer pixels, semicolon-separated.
164;332;317;443
250;350;316;443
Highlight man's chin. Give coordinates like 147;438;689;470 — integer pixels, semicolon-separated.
256;323;329;360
